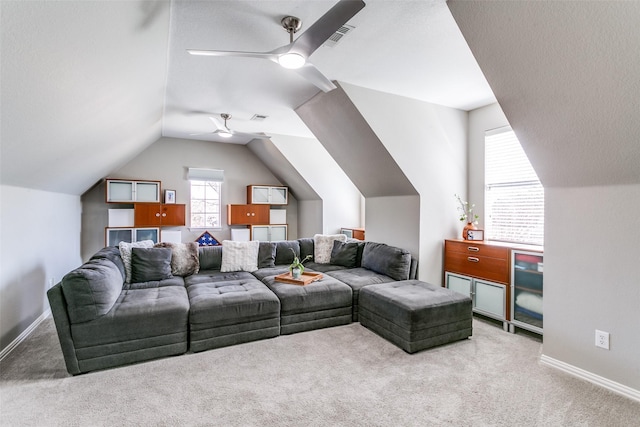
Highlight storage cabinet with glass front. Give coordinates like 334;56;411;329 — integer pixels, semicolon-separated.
106;179;160;203
510;250;544;334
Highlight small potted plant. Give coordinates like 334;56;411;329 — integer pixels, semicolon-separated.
289;248;312;279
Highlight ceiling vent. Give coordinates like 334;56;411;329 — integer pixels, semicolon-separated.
323;24;355;48
250;114;268;121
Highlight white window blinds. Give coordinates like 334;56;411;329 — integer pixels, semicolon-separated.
485;127;544;246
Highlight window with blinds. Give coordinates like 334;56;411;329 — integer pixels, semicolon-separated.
485;127;544;246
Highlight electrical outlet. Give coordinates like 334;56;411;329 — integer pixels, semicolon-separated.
595;330;610;350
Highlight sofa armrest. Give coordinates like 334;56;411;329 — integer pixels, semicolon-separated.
47;283;81;375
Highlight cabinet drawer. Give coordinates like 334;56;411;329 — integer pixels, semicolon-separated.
445;240;509;260
445;251;509;284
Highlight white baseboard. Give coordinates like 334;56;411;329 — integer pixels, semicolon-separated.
540;354;640;403
0;310;51;362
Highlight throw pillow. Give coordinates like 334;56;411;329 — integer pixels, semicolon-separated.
199;245;222;270
313;234;347;264
258;242;276;268
329;240;359;268
131;247;173;283
220;240;259;272
154;242;200;276
119;240;155;284
274;240;300;265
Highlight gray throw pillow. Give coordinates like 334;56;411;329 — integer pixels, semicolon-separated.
131;247;172;283
361;242;412;281
330;240;358;268
274;241;300;265
198;246;223;270
258;242;276;268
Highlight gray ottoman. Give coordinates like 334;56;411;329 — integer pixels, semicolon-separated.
359;280;472;353
262;274;353;335
185;277;281;352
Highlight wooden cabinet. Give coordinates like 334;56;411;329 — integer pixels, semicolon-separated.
444;239;511;330
341;227;365;240
227;204;270;225
106;179;160;203
134;204;185;227
247;185;288;205
249;225;287;241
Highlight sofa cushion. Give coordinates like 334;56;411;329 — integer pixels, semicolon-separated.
199;245;222;270
131;247;173;283
119;240;155;284
330;240;359;268
297;238;315;262
61;258;124;324
258;242;276;268
154;242;200;276
274;240;300;265
361;242;412;281
185;271;257;286
220;240;259;272
70;285;190;348
90;246;126;281
313;234;347;264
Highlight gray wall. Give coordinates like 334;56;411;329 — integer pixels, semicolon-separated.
0;185;82;351
468;103;640;392
81;137;296;259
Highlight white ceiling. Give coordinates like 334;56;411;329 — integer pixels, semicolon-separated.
162;0;495;143
1;0;495;195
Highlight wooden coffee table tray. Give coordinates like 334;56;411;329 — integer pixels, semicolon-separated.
274;271;323;286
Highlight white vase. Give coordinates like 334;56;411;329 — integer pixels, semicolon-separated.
292;267;301;279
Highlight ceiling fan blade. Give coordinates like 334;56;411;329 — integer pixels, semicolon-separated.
189;131;216;136
293;63;337;92
208;116;226;131
291;0;365;57
231;130;271;140
187;49;279;63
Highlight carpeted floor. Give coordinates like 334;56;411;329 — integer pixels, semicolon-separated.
1;316;638;426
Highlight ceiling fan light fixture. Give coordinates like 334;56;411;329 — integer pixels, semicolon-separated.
278;53;305;69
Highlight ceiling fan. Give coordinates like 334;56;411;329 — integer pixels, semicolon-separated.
190;113;271;140
187;0;366;93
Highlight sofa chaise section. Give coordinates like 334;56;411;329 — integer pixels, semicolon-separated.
48;253;189;375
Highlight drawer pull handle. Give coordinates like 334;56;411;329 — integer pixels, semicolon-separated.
467;257;479;263
467;246;480;252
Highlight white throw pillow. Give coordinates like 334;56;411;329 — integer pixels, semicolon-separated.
119;240;155;283
313;234;347;264
220;240;259;272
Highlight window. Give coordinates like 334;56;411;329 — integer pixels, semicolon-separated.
190;180;221;228
485;127;544;246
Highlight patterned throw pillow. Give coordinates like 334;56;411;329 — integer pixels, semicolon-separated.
154;242;200;276
313;234;347;264
220;240;259;272
119;240;155;284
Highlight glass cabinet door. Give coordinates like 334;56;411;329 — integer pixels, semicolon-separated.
135;182;160;202
107;181;134;202
251;226;270;241
106;228;133;246
474;279;505;320
251;187;271;204
270;187;288;204
270;225;287;241
511;250;544;333
446;273;472;297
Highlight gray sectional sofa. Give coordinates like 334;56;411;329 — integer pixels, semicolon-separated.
47;237;426;375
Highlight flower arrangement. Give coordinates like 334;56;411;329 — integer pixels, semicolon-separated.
455;194;479;225
289;248;312;277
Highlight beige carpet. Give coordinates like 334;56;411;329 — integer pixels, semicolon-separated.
1;316;638;426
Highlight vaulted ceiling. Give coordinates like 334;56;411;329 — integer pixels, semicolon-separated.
1;0;494;196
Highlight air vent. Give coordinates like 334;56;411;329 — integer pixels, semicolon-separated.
250;114;268;121
323;24;355;48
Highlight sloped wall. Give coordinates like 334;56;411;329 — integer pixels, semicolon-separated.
297;83;467;283
263;134;362;236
